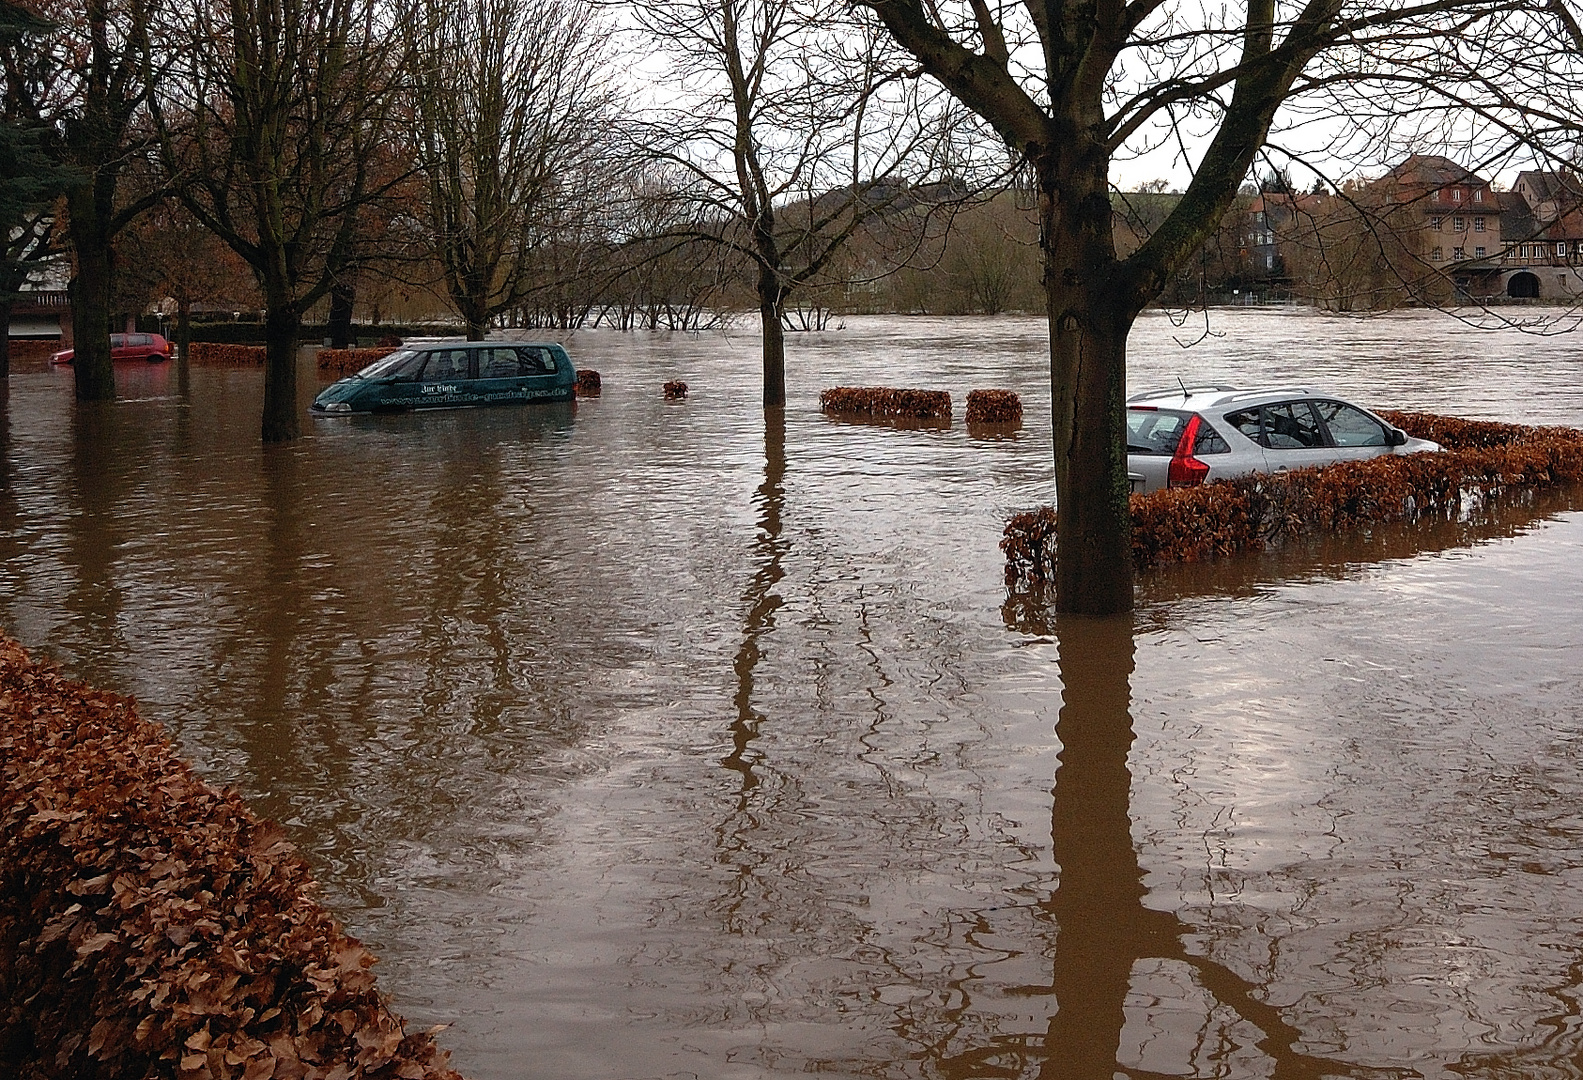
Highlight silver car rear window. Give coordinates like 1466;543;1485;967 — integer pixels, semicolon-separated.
1127;408;1190;455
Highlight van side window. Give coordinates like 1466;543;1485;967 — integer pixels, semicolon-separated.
517;347;558;375
422;350;472;381
480;348;523;378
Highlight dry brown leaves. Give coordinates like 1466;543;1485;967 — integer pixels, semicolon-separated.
575;370;601;397
316;349;398;376
187;344;267;367
964;390;1022;425
819;387;952;421
0;636;465;1080
1002;412;1583;586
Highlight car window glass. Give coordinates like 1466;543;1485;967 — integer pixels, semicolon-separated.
383;352;429;381
1194;420;1231;454
422;350;471;381
356;349;418;379
1313;399;1387;446
480;348;523;378
110;334;126;347
1261;401;1326;449
1224;408;1263;445
518;346;558;375
1126;409;1188;455
132;334;152;346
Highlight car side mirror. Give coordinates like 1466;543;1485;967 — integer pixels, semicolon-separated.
1387;427;1407;446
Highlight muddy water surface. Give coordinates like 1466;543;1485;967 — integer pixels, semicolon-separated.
5;310;1583;1078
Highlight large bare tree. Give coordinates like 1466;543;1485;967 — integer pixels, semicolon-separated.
5;0;161;399
859;0;1571;613
403;0;620;340
634;0;970;407
153;0;403;441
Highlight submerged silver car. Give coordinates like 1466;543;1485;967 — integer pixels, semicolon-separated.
1126;385;1441;494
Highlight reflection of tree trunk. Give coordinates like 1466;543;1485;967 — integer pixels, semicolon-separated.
1041;614;1165;1077
724;408;788;789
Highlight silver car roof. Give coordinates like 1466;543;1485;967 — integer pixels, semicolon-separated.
1128;385;1317;411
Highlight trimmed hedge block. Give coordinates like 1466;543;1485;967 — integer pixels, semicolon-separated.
575;370;601;397
965;389;1022;424
317;347;397;375
819;387;951;421
188;343;266;366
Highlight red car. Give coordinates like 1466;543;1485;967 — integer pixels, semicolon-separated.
49;332;172;365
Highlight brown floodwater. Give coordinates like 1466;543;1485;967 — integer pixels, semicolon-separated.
6;309;1583;1079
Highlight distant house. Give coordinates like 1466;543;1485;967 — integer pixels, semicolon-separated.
8;249;71;342
1500;170;1583;298
1364;154;1504;299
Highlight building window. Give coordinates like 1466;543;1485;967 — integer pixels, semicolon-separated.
1474;217;1485;231
1559;243;1569;258
1453;247;1466;260
1474;189;1484;203
1454;217;1467;231
1475;247;1486;258
1431;247;1443;261
1452;188;1463;203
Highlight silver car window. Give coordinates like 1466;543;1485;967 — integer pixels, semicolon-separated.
1224;408;1264;444
1126;408;1189;455
422;350;471;381
1313;399;1388;446
1262;402;1326;449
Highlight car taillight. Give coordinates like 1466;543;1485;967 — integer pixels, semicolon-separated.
1167;415;1211;487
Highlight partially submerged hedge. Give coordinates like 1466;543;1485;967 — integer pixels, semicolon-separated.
820;386;951;420
965;389;1022;425
663;379;688;400
1004;412;1583;586
574;369;601;397
0;635;463;1080
188;343;266;366
317;347;397;375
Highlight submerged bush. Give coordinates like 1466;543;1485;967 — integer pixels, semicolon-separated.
0;634;463;1080
1003;412;1583;586
965;389;1022;425
663;379;688;399
575;370;601;397
316;347;397;375
819;387;951;420
188;343;266;366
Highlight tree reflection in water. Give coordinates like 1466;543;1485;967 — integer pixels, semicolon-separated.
723;407;787;793
945;610;1376;1079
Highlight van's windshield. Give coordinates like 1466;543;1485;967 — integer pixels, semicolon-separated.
354;349;420;379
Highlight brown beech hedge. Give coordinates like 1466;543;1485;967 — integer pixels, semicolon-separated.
0;635;463;1080
1004;411;1583;586
819;387;951;420
663;379;688;399
574;370;601;397
316;348;397;375
188;344;267;366
965;390;1022;425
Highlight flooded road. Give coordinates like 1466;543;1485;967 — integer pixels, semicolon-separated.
5;309;1583;1078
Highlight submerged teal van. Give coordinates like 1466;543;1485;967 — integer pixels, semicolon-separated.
310;342;576;415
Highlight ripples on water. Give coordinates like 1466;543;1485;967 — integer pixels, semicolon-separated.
5;310;1583;1078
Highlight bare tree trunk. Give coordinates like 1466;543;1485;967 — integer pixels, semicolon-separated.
0;298;11;378
757;257;786;407
261;301;300;443
174;294;192;362
327;278;355;348
1038;164;1133;615
68;185;117;401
